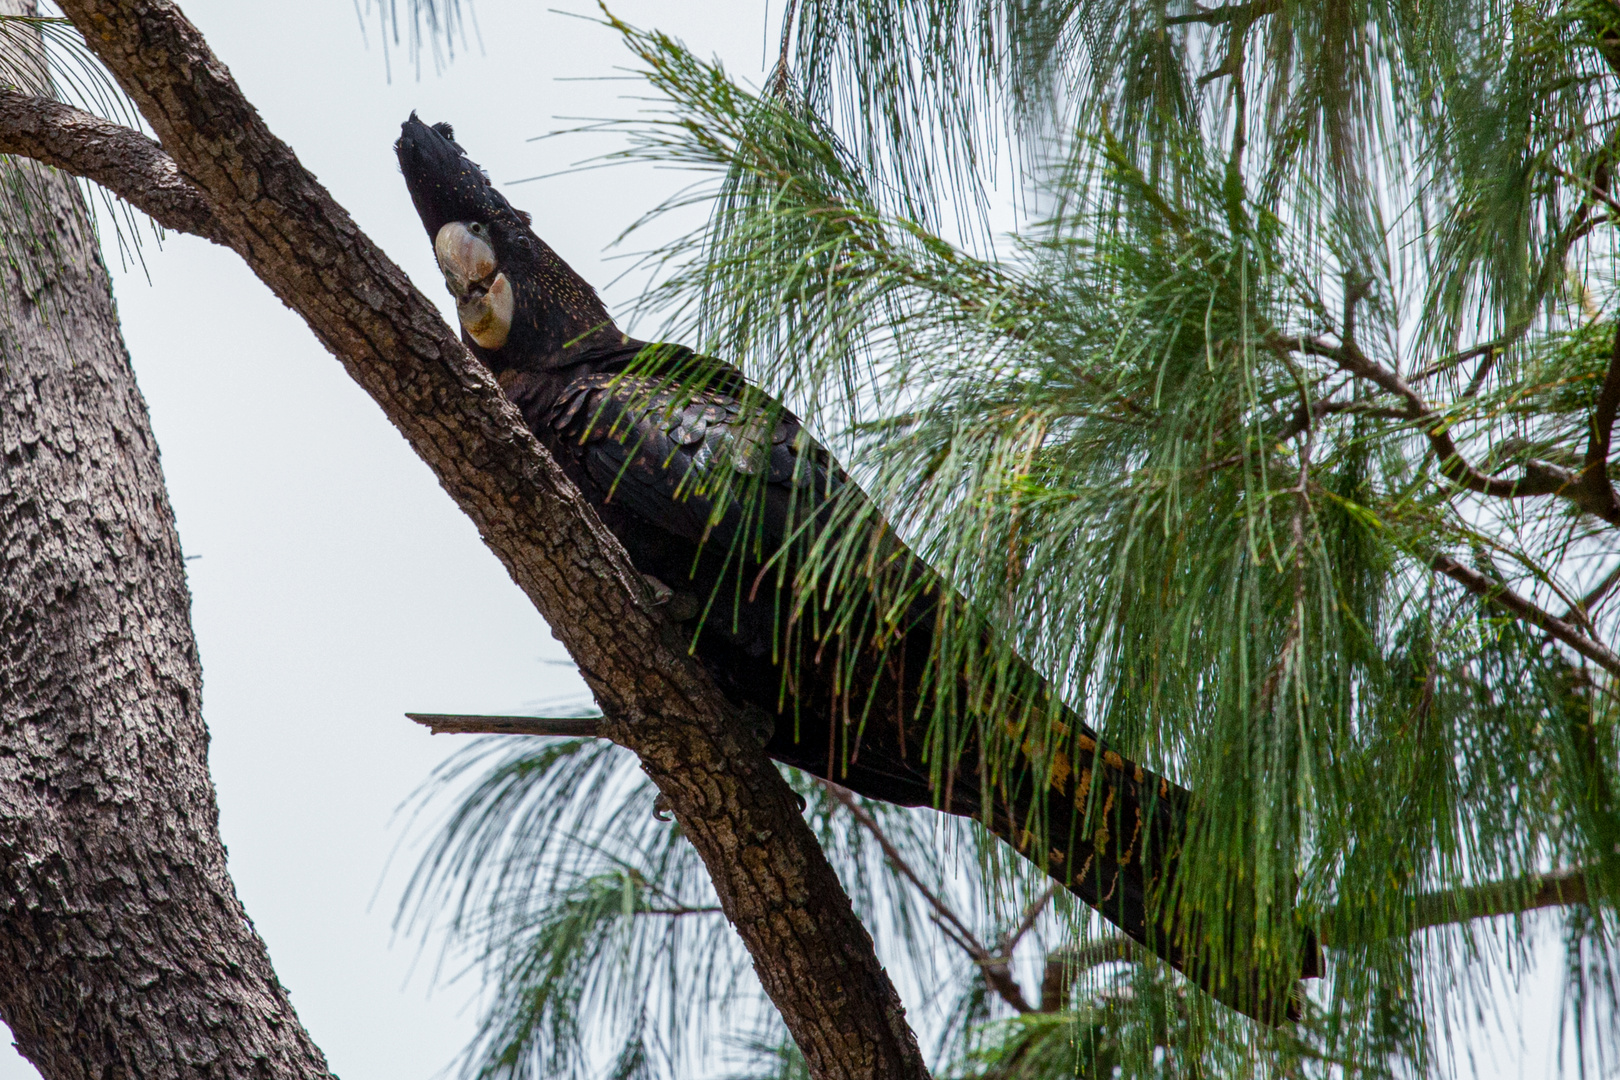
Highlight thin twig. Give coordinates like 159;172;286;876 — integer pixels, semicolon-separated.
644;905;725;917
1038;864;1598;997
1409;331;1524;382
1460;345;1500;401
406;713;603;737
998;883;1058;956
821;780;1036;1013
820;781;985;952
1293;336;1604;514
1556;164;1620;219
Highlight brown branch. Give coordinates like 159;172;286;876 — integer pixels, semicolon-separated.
820;780;1036;1015
1557;164;1620;219
1321;867;1594;947
406;713;603;737
0;88;220;241
1429;554;1620;675
644;905;725;916
47;3;929;1078
1460;344;1501;400
1300;338;1529;495
1565;560;1620;626
1294;335;1614;517
1409;334;1519;382
1037;867;1596;1003
1312;401;1412;421
819;783;986;953
998;883;1057;956
1411;868;1589;930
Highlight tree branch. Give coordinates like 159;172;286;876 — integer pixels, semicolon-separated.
0;88;220;240
1409;331;1523;382
1321;866;1594;946
1276;332;1620;662
1565;559;1620;626
1295;335;1616;518
1409;867;1589;930
45;3;929;1078
1428;554;1620;675
406;712;603;737
820;780;1036;1015
1037;865;1597;1007
1557;163;1620;219
997;883;1057;956
1036;866;1597;1006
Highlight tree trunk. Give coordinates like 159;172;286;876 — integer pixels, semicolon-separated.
46;4;933;1078
0;4;333;1075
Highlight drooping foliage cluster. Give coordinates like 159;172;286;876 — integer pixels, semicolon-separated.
0;14;153;312
398;0;1620;1077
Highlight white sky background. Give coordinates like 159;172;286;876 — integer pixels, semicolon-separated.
0;1;1587;1077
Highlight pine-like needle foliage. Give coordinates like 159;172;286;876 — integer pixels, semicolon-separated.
414;2;1620;1077
0;11;160;302
402;737;1074;1080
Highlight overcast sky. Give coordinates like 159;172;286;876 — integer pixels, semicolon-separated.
0;2;1578;1077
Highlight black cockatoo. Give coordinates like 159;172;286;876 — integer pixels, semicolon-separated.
395;114;1317;1021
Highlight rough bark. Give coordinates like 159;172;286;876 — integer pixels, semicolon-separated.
17;3;928;1078
0;4;333;1077
0;88;221;240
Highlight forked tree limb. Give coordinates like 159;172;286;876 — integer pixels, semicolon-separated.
1257;330;1620;671
36;2;929;1078
1299;337;1587;500
1565;559;1620;626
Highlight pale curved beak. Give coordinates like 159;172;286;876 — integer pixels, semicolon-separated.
434;221;513;349
434;221;496;295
